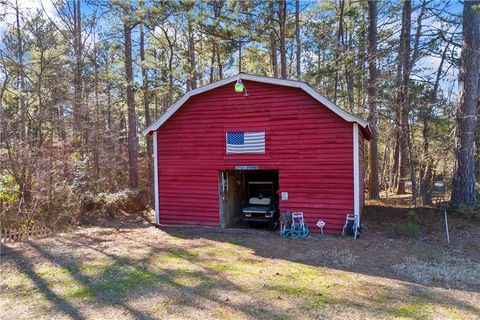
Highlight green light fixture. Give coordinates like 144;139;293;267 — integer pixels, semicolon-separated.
235;78;244;93
234;78;248;96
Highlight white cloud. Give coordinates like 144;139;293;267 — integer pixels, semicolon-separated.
0;0;57;35
415;54;458;96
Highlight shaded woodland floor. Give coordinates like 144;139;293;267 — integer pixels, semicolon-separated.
1;198;479;319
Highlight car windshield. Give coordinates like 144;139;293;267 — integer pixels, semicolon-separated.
248;182;273;205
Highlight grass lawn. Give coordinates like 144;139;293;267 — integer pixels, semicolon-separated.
1;212;479;319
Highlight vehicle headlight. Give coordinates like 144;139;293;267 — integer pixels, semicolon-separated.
245;212;251;217
265;211;273;218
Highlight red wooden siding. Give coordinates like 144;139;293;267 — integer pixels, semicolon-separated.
155;80;364;233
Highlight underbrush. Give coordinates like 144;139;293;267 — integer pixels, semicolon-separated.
78;189;146;224
1;188;147;231
390;211;421;238
449;203;480;220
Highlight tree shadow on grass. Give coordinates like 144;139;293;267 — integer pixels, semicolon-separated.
3;231;294;319
4;223;479;319
1;245;86;320
160;225;480;295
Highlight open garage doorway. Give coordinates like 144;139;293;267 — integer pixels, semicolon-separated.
219;169;279;229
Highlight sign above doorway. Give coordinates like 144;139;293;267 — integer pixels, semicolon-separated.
235;166;259;170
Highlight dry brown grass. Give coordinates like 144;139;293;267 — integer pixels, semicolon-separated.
1;213;479;320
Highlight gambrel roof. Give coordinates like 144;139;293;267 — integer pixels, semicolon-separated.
142;73;370;138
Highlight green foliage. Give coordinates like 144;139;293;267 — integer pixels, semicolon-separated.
391;210;421;238
391;222;420;238
407;210;421;224
0;173;19;204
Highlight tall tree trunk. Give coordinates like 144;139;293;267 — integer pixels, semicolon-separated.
106;53;113;132
210;42;216;83
217;47;223;79
73;0;83;140
367;0;380;199
93;32;100;178
15;0;25;139
269;1;278;78
187;14;197;91
380;138;391;189
140;24;153;203
123;11;139;189
238;43;242;73
333;0;345;104
278;0;287;79
397;0;412;195
420;117;433;205
451;1;480;207
476;104;480;182
391;130;400;191
407;119;417;205
295;0;301;79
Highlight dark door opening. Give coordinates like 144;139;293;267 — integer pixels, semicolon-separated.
219;170;279;229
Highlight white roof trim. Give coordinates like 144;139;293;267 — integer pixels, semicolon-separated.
142;73;369;135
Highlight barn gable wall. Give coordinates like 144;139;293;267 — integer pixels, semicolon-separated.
155;80;357;232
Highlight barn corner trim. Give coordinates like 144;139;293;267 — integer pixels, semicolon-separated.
142;73;370;137
353;123;360;225
153;131;160;224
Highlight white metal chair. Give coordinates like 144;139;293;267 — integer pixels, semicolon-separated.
342;213;359;240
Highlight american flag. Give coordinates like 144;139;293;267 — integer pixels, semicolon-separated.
226;132;265;154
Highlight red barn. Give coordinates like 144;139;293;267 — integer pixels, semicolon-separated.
143;74;370;233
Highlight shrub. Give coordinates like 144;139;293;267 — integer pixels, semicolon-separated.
80;189;145;220
391;222;420;238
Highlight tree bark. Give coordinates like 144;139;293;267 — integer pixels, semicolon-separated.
269;1;278;78
420;117;433;205
407;119;417;205
73;0;83;139
15;0;25;139
367;0;380;199
186;13;197;91
278;0;287;79
391;129;400;191
451;1;480;207
123;8;139;189
93;32;100;178
476;103;480;182
210;42;216;83
333;0;345;104
295;0;301;79
396;0;412;195
140;24;153;203
238;43;242;73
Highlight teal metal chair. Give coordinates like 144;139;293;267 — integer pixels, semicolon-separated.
280;212;310;239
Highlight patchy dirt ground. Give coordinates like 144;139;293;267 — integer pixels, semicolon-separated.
1;201;480;319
